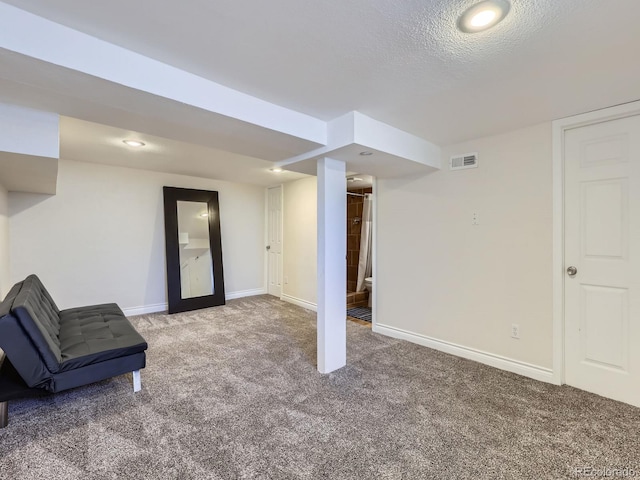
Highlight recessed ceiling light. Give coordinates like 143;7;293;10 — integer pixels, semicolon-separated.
270;167;283;173
123;139;145;147
458;0;510;33
359;151;373;156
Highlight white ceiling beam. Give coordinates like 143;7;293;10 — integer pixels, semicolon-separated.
277;112;441;178
0;103;59;194
0;3;327;147
0;102;58;158
352;112;441;170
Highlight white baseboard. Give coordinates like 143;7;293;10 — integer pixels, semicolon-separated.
373;323;554;384
123;303;167;316
226;288;266;300
281;294;317;312
123;289;266;316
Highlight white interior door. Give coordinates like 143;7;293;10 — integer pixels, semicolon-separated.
267;186;282;297
564;114;640;407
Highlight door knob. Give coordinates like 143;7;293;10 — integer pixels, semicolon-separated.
266;245;271;251
566;266;577;277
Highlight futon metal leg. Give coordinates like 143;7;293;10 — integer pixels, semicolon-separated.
132;370;141;393
0;401;8;428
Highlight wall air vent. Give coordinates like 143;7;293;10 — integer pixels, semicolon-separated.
450;152;478;170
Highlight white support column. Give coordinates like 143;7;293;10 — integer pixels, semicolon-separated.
317;157;347;374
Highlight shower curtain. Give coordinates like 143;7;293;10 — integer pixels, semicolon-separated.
356;194;373;292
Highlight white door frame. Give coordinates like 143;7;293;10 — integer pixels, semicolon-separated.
551;100;640;386
371;177;378;329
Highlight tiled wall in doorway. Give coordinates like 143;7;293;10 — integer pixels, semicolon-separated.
347;187;372;293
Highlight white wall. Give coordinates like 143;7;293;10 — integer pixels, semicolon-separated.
0;183;9;298
9;159;265;312
282;176;317;308
377;123;553;371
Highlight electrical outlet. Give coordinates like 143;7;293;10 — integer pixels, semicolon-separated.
511;323;520;339
472;212;479;225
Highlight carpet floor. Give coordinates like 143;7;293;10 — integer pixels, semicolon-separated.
0;295;638;479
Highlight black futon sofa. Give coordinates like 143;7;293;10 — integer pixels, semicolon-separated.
0;274;148;427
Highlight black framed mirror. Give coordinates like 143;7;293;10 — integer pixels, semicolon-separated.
163;187;225;314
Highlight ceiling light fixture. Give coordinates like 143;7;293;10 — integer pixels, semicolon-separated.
458;0;510;33
270;167;283;173
123;139;145;147
359;151;373;156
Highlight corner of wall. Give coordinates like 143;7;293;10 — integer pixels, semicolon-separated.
0;183;10;298
282;176;318;306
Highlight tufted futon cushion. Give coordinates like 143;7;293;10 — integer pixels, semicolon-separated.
58;303;147;371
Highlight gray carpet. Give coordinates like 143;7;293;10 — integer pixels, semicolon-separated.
1;295;638;479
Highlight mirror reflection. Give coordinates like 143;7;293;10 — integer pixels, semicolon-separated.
177;201;214;299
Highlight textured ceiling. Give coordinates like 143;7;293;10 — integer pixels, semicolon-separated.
3;0;640;146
